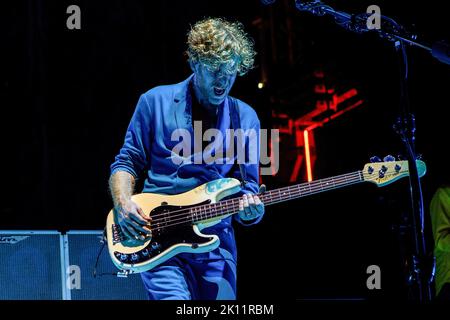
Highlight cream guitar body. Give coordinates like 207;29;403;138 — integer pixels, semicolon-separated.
106;178;242;273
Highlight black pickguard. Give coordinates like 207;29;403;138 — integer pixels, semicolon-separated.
113;200;215;265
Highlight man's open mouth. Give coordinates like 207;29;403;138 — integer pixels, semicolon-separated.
213;87;225;96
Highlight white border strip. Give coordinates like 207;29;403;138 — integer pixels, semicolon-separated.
0;230;60;235
61;234;72;300
66;230;102;235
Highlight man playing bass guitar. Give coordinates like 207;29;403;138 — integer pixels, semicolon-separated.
109;17;265;300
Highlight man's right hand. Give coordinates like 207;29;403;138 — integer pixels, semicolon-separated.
114;199;152;241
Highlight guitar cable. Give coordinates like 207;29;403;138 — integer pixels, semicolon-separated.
93;228;118;278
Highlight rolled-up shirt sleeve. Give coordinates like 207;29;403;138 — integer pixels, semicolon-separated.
110;94;153;178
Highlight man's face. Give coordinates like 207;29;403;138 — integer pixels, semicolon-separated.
192;61;238;106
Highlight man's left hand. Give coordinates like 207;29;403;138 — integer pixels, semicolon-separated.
238;193;264;221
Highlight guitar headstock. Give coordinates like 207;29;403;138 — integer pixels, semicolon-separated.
362;156;427;187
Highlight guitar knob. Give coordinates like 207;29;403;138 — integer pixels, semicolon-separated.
141;249;149;256
151;242;160;250
370;156;382;163
383;155;395;162
119;253;128;262
131;253;139;261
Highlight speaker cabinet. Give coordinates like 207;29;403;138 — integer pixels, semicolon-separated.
0;231;64;300
63;231;147;300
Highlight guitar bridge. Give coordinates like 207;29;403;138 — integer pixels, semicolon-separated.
111;224;125;244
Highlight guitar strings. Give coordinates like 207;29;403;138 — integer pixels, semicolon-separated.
148;170;397;230
149;171;362;221
146;170;395;233
149;175;363;232
149;168;397;223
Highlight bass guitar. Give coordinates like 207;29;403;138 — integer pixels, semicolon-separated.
106;159;426;273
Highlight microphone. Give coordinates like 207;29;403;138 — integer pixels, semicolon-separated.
260;0;277;5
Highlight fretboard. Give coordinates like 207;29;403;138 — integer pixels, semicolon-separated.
189;171;364;223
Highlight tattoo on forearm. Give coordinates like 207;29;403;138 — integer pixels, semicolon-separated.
109;171;136;208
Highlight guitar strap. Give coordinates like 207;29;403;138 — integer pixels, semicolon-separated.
228;97;248;188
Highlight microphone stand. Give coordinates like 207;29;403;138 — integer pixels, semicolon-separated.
293;0;448;301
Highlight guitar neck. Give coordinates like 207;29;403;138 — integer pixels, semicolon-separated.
259;170;364;206
191;170;365;223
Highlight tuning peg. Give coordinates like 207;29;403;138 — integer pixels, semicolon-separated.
370;156;382;163
383;155;395;162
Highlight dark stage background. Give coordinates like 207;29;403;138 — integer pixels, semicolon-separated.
2;0;449;300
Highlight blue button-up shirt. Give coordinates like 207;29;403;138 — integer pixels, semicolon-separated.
111;74;263;233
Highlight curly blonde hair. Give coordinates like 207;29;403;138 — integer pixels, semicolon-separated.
186;18;256;76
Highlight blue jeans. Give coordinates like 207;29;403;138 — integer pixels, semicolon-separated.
140;247;237;300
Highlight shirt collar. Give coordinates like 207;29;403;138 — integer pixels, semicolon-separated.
173;74;194;104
